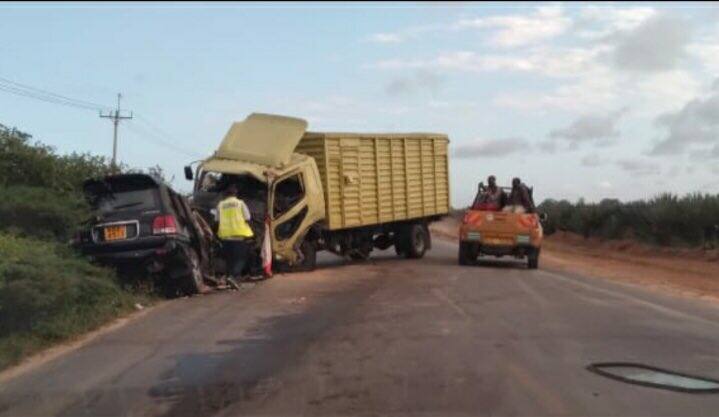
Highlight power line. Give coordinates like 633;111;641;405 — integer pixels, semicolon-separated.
135;114;180;143
125;121;204;159
0;76;111;111
0;82;104;111
0;74;204;162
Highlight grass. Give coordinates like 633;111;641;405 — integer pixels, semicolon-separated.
0;233;150;370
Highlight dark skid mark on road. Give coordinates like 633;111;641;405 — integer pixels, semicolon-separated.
148;274;383;417
588;362;719;394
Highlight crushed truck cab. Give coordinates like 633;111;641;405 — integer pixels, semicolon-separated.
458;209;544;269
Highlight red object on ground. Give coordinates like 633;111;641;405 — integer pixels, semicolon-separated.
261;216;273;277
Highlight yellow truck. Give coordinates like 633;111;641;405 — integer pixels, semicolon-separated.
185;113;450;271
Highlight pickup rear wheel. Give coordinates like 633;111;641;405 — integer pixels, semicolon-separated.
458;242;478;265
527;248;540;269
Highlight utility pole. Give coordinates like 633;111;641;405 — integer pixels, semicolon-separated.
100;93;133;173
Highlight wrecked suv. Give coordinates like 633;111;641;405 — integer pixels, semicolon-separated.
74;173;211;295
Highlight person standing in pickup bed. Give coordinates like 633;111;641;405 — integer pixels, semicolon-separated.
504;177;535;213
217;184;254;279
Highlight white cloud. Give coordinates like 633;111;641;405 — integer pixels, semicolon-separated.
492;66;619;112
372;46;602;78
578;5;657;39
616;158;661;176
598;180;613;190
582;154;609;167
650;80;719;156
385;70;444;97
455;4;571;48
609;15;692;72
688;23;719;74
550;108;627;146
368;33;404;44
452;137;529;158
364;23;442;45
689;42;719;73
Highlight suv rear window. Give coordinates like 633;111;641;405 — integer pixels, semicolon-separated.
94;189;159;213
85;176;161;213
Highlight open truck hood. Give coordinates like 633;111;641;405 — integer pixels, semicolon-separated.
213;113;308;167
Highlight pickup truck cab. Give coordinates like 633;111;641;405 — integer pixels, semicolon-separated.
458;186;544;269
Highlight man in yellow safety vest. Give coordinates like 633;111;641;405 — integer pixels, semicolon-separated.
217;184;254;279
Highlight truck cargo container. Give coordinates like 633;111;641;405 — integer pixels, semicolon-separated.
186;113;450;271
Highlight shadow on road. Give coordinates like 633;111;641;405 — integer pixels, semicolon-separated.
146;267;382;417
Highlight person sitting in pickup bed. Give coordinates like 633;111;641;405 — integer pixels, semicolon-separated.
472;175;504;211
504;177;535;213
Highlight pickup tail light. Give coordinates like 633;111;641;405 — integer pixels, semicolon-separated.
153;215;178;235
517;214;538;229
463;211;484;226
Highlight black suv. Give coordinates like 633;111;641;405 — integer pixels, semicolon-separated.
74;174;212;295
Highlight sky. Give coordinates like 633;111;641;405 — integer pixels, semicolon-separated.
1;1;718;206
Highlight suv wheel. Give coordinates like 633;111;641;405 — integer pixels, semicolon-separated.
183;248;208;294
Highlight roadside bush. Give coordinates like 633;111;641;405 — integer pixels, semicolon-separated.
0;124;113;192
0;123;165;371
0;186;89;241
538;193;719;247
0;233;141;369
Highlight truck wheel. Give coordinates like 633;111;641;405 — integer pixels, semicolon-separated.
527;248;540;269
406;223;429;259
293;239;317;272
458;242;478;265
394;226;409;257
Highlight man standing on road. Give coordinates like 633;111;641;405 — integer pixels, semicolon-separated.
504;177;535;213
217;184;254;280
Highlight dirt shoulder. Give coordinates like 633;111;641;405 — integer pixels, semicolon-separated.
430;217;719;303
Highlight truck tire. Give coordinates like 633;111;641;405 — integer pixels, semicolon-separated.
406;223;429;259
394;226;410;257
293;239;317;272
458;242;478;265
527;248;540;269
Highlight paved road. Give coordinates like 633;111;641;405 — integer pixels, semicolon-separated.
3;239;719;416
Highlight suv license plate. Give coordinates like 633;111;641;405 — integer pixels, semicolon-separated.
104;225;127;241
